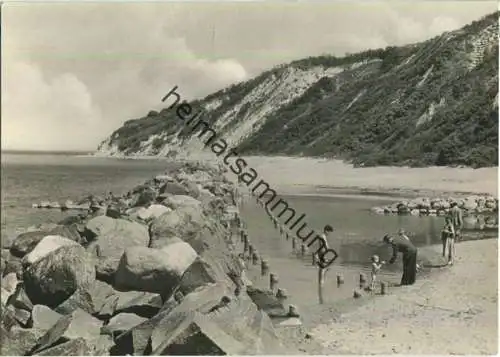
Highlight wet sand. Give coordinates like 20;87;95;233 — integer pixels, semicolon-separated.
237;192;497;355
273;239;498;355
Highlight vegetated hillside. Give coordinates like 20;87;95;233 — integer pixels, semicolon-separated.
97;12;499;168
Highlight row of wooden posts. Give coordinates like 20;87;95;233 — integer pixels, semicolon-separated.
233;191;387;314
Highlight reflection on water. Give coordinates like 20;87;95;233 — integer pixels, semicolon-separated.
241;193;498;271
240;193;497;306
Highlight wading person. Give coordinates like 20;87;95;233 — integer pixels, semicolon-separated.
449;202;463;241
441;216;456;265
383;234;418;286
316;224;334;304
370;255;386;291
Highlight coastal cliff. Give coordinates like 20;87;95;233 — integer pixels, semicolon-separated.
97;12;498;168
1;161;296;355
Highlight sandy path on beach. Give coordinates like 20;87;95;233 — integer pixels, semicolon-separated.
308;239;498;355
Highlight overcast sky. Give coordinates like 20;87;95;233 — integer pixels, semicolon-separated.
2;1;497;151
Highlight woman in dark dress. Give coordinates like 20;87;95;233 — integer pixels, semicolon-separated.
383;234;418;285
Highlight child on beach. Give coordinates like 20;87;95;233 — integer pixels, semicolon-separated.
370;254;385;290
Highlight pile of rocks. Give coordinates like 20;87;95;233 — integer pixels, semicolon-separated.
371;195;498;216
1;161;292;355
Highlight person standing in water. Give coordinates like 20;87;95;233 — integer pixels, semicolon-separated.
449;202;464;241
441;216;456;265
316;224;334;304
383;234;418;285
370;255;386;290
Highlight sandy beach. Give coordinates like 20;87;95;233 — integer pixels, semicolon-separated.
242;156;498;197
270;239;498;355
92;153;498;197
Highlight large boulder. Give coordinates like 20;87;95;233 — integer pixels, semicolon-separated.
413;197;431;210
53;289;95;315
161;195;202;211
2;251;23;279
0;326;45;355
10;231;50;258
136;204;171;221
95;290;162;320
246;286;287;317
29;308;102;355
159;181;190;196
462;197;478;211
1;272;18;306
31;304;64;331
485;197;497;209
35;337;95;356
95;255;121;284
111;308;172;355
431;199;450;210
114;290;163;318
9;285;33;312
150;286;290;355
148;205;206;249
154;174;174;184
5;304;31;327
22;234;79;266
22;235;96;308
101;313;148;338
114;242;198;295
10;224;85;258
177;257;228;297
131;186;158;207
150;310;246;355
49;224;85;244
84;216;149;260
110;284;232;354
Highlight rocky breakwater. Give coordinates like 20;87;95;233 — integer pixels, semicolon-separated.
371;195;498;219
1;161;294;355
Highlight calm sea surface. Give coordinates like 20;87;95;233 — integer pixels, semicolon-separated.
2;152;496;304
1;152;175;240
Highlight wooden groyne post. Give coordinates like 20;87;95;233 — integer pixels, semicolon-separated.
359;273;367;287
312;253;318;266
276;288;288;303
243;237;249;255
252;251;259;265
380;281;387;295
300;243;307;257
260;259;269;276
287;304;300;318
318;267;326;304
336;273;344;286
248;244;255;260
270;273;279;292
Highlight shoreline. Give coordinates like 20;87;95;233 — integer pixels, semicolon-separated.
2;157;497;355
306;238;498;355
88;152;499;198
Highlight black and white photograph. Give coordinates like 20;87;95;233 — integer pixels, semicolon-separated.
1;1;498;355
